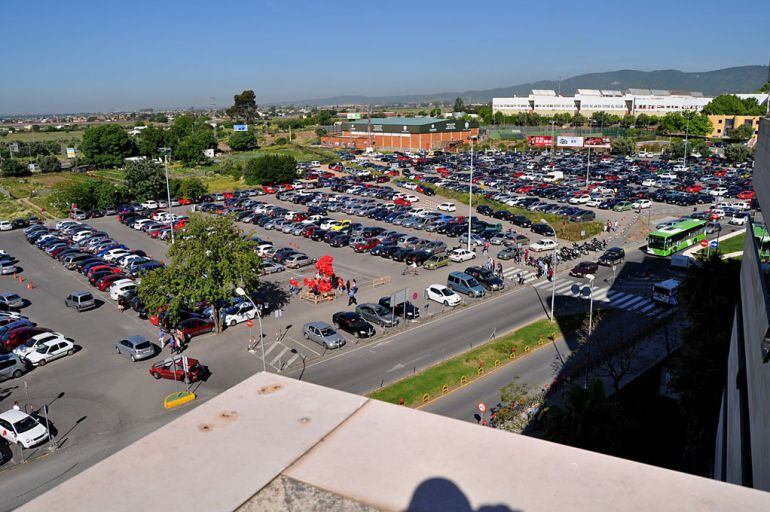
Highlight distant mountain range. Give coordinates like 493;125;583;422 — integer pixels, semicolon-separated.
274;65;766;106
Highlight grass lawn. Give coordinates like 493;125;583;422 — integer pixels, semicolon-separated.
717;233;745;254
0;197;34;219
2;130;84;142
368;318;579;407
227;144;338;163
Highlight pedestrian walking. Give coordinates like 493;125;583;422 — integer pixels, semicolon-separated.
348;287;357;306
345;280;350;292
547;267;553;281
12;401;20;411
410;260;418;275
614;220;619;232
496;262;503;275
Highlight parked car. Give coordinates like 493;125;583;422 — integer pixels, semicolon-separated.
598;247;625;266
448;248;476;262
23;337;75;366
423;253;450;270
424;284;462;307
463;266;505;291
355;303;399;328
529;239;558;252
0;354;28;382
13;332;68;360
447;272;486;298
64;291;97;312
531;223;556;237
176;317;215;341
115;335;156;362
0;293;24;309
284;253;314;269
0;409;49;448
302;322;346;349
149;356;207;383
331;311;375;338
378;297;420;320
437;202;456;212
221;301;257;327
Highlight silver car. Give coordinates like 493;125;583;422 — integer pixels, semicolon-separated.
115;335;156;362
355;303;399;328
303;322;346;349
0;293;25;309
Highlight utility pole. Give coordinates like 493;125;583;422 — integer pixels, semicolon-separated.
682;115;690;171
210;96;217;139
159;147;174;244
467;136;475;253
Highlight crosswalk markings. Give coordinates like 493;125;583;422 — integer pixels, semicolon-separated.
269;346;290;367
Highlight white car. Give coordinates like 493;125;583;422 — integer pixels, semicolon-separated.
424;284;462;307
709;187;728;197
0;409;49;448
256;243;274;257
132;218;155;231
71;230;94;243
118;254;146;267
0;221;12;231
729;215;748;226
104;249;131;262
222;301;257;327
437;202;456;212
641;179;657;187
56;220;81;230
0;260;17;275
109;279;137;300
23;338;76;367
141;200;159;209
529;239;558;252
14;332;69;359
569;194;591;205
448;248;476;262
632;199;652;209
585;198;603;207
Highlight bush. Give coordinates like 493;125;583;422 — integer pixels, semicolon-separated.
1;159;30;177
243;154;297;185
36;154;61;173
228;130;257;151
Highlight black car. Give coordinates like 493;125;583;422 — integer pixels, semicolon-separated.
476;205;494;216
310;228;328;242
331;311;375;338
531;223;555;237
464;266;505;291
569;261;599;278
492;210;513;221
404;250;432;265
510;215;531;228
328;233;350;247
598;247;625;266
378;297;420;320
371;244;397;257
390;247;412;262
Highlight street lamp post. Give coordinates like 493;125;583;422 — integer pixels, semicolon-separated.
586;274;595;336
467;136;476;253
541;218;557;322
159;147;175;244
235;286;265;372
682;115;690;171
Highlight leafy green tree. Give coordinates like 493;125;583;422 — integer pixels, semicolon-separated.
175;129;217;164
36;154;61;173
176;177;208;200
80;124;136;167
315;127;327;137
570;113;586;126
658;112;712;137
137;213;261;332
589;111;612;126
668;138;709;159
756;82;769;93
724;143;753;163
228;130;258;151
552;113;571;126
620;114;636;127
702;94;765;116
314;110;333;126
124;159;167;201
429;107;442;117
137;125;168;157
634;113;654;127
243;154;297;185
610;137;635;155
0;159;30;177
454;97;465;112
728;123;755;142
226;90;259;124
96;182;131;209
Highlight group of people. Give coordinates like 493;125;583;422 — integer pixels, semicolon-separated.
522;249;556;281
604;220;620;233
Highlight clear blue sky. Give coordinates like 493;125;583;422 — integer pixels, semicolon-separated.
3;0;769;114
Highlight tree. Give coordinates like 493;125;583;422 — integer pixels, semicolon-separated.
137;125;168;158
453;97;465;112
226;90;259;124
610;137;635;156
728;123;755;142
429;107;442;117
634;113;654;127
36;154;61;173
80;124;136;167
243;154;297;185
620;114;636;127
123;159;167;201
589;111;612;126
668;138;709;159
49;178;130;211
176;177;208;200
724;143;753;163
570;113;586;126
0;159;30;177
314;127;327;137
756;82;769;93
670;256;740;475
137;213;261;332
702;94;765;116
175;129;217;164
657;112;712;137
228;130;258;151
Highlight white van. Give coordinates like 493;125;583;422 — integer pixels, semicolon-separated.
542;171;564;183
652;279;681;306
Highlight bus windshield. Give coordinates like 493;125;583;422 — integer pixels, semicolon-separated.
647;235;666;250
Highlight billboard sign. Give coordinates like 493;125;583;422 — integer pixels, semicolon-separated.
233;124;248;132
557;136;584;147
527;135;553;148
584;137;612;148
66;147;76;159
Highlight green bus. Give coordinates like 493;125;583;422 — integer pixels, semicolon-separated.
753;223;770;261
646;218;707;257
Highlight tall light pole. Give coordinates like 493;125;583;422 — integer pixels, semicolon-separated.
236;287;265;371
467;136;476;253
586;274;595;336
682;114;690;171
159;147;174;244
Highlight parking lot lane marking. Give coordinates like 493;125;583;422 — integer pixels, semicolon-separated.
269;346;290;367
262;341;282;358
283;353;300;369
533;280;552;289
289;336;322;356
554;280;577;294
614;295;646;309
637;302;657;313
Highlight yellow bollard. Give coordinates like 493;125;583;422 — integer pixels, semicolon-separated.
524;345;530;352
460;375;467;385
422;393;430;403
477;367;484;375
494;359;500;368
442;384;449;394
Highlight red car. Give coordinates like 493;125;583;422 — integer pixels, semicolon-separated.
376;176;390;183
737;190;756;200
3;327;52;352
302;225;318;238
87;265;121;277
353;238;380;253
96;273;128;291
176;317;215;341
394;197;412;206
178;197;192;205
262;185;276;194
223;192;234;199
685;185;703;193
149;356;206;383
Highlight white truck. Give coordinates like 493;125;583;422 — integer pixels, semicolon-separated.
542;171;564;183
